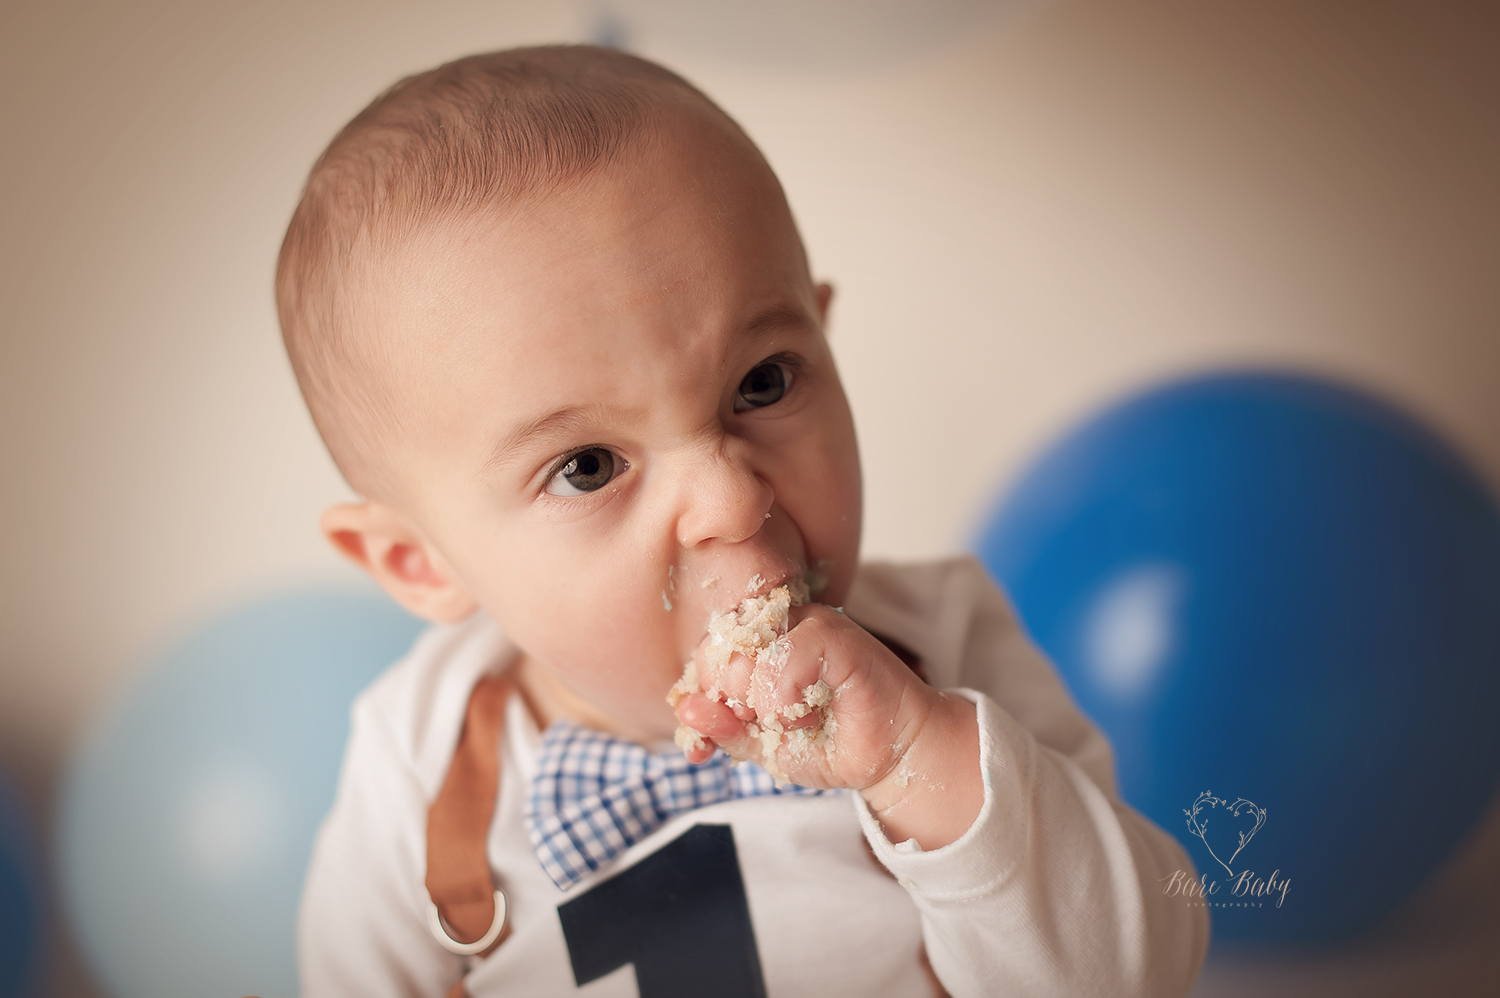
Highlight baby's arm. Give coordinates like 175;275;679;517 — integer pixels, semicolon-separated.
675;564;1209;998
856;690;1208;998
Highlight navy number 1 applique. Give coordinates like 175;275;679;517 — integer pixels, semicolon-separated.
557;824;767;998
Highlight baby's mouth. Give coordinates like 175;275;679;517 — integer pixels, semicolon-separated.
742;569;793;600
712;565;812;618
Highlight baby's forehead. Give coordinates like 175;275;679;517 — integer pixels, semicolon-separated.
369;119;806;336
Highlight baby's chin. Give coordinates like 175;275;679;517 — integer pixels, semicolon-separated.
584;679;685;743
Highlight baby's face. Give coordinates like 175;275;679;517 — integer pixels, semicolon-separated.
370;116;861;741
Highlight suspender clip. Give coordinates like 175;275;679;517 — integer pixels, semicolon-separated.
426;889;507;956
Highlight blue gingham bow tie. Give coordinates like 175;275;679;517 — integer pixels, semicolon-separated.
525;720;837;889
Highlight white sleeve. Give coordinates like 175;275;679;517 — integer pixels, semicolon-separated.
298;691;463;998
846;557;1208;997
855;690;1208;998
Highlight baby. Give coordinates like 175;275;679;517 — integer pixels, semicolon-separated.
281;45;1208;998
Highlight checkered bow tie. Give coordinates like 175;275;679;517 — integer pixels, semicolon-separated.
525;720;838;889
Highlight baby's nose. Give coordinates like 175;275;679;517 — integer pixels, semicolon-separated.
674;439;773;548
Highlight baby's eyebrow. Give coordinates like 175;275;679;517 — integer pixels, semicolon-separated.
477;402;613;479
741;303;813;340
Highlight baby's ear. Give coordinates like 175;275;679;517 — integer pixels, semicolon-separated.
320;501;478;623
815;282;835;329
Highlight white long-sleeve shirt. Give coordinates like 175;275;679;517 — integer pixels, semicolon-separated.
299;556;1209;997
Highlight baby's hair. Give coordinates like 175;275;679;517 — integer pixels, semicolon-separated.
277;45;732;496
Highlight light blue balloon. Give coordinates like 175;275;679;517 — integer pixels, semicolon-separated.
59;590;425;998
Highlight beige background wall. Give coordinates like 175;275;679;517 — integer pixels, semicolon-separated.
2;1;1498;994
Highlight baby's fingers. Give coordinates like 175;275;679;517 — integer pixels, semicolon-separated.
694;641;757;717
677;692;743;739
675;692;775;766
674;693;747;763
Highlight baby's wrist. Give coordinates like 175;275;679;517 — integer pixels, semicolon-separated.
859;691;981;851
859;687;959;806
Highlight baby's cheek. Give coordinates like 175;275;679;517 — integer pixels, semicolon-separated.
787;494;861;607
533;581;678;690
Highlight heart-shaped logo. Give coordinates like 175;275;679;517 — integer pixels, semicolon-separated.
1184;791;1266;875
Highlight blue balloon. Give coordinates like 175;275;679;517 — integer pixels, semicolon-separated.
975;373;1500;946
59;590;425;998
0;776;45;998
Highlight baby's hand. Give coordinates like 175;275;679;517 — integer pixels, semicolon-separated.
674;606;982;849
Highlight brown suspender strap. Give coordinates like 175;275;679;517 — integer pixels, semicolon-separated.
426;672;512;964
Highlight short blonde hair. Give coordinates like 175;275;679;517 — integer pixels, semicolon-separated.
276;45;731;496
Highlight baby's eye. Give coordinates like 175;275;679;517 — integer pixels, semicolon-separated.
734;361;792;412
545;447;621;496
